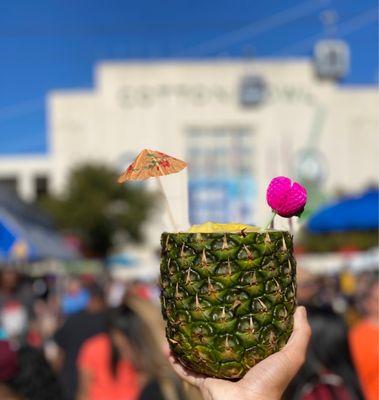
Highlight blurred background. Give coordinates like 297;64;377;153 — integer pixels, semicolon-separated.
0;1;378;400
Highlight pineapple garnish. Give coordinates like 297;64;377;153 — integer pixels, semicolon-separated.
188;221;259;233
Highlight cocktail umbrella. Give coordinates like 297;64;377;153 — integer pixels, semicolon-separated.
118;149;187;230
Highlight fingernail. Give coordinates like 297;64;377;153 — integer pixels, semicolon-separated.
298;306;307;318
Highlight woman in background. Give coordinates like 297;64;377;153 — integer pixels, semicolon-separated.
285;306;364;400
349;278;379;400
77;301;183;400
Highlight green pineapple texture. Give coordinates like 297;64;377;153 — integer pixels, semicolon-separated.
160;230;296;379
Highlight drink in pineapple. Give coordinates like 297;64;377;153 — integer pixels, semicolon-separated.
160;222;296;379
117;151;305;379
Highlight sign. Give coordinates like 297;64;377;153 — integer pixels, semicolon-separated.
187;128;256;224
115;83;320;109
189;178;256;224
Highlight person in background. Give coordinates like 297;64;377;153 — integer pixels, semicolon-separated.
285;306;364;400
296;268;321;306
349;277;379;400
52;283;107;400
77;302;183;400
61;277;90;316
33;297;59;343
0;340;24;400
0;339;64;400
0;267;34;343
106;278;126;307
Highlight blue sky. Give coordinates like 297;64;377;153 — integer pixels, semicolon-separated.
0;0;377;155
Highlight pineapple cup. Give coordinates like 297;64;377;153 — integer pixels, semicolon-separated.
160;228;296;379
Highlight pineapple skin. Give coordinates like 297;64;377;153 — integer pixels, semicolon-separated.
160;230;296;379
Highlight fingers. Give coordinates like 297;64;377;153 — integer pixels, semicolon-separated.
168;353;206;387
168;307;311;395
282;306;311;366
241;307;311;397
161;342;170;357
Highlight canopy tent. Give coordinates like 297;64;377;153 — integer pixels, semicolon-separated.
307;189;379;233
0;188;78;262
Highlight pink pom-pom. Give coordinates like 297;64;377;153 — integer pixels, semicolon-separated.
266;176;307;218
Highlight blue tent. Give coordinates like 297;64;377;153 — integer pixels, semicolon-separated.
308;189;379;233
0;188;78;262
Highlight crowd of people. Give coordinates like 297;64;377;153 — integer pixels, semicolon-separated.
0;265;377;400
0;268;189;400
290;269;378;400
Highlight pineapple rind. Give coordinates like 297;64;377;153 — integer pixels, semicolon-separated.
160;230;296;379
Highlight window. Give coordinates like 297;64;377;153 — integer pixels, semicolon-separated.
187;128;257;224
35;176;49;199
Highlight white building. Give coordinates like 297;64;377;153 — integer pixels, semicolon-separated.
0;59;378;233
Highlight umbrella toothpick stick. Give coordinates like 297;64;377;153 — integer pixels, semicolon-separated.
118;149;186;232
156;176;178;232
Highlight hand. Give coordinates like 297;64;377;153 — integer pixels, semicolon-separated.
169;306;311;400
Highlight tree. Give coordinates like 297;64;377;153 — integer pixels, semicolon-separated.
40;164;157;258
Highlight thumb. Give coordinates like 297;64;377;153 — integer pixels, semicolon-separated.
281;306;311;368
240;306;311;397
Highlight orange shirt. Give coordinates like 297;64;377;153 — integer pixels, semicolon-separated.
77;333;141;400
349;320;379;400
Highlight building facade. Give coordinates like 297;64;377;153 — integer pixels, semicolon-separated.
0;59;378;233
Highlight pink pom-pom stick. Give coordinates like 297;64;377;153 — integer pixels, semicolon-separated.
288;217;294;234
266;176;307;218
265;176;307;229
265;211;277;230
